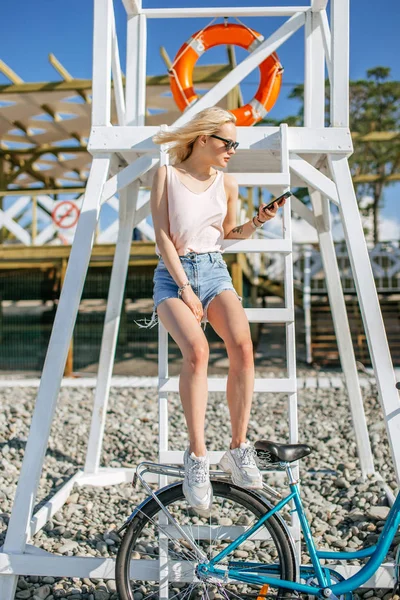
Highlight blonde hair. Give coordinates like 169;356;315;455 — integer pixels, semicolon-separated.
152;106;236;165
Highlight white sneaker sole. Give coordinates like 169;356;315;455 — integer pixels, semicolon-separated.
219;454;263;489
182;480;214;514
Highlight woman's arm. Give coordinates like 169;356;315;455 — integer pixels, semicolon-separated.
222;173;283;239
150;165;190;287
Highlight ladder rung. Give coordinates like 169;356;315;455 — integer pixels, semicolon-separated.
245;308;294;323
221;239;291;253
160;378;297;393
160;450;225;464
234;173;290;186
160;451;290;468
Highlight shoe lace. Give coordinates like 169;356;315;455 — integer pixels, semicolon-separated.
188;458;208;485
238;445;257;468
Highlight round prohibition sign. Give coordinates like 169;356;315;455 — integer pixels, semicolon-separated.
52;201;80;229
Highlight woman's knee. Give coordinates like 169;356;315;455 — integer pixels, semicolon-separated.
183;341;209;370
228;337;254;366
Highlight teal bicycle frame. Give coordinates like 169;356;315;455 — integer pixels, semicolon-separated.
200;464;400;597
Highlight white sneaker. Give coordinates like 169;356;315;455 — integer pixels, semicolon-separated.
219;441;263;489
182;448;213;513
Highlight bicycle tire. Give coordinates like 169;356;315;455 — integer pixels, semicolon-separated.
116;479;297;600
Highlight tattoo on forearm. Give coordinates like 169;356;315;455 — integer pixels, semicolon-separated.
232;225;244;235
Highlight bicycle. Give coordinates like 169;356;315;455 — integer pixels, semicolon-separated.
114;440;400;600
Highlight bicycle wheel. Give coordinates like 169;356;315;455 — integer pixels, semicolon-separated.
116;479;297;600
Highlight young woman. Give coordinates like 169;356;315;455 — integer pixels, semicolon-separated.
135;106;286;512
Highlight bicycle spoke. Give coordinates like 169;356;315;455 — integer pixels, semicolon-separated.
116;482;295;599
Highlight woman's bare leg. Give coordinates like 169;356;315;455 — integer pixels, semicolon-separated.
156;298;209;456
206;291;254;448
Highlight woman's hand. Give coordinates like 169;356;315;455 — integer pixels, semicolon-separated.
180;287;204;325
257;197;287;222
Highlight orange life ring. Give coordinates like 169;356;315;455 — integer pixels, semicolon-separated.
169;23;283;126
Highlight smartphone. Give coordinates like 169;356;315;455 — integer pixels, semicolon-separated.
262;191;292;213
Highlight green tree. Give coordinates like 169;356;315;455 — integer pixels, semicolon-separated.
259;67;400;243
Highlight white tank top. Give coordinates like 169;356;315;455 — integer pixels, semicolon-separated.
155;165;227;257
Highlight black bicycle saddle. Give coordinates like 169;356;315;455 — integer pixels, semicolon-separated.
255;440;313;463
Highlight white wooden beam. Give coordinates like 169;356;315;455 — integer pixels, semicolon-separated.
289;153;339;205
291;195;316;228
318;10;332;83
311;0;328;11
92;0;113;126
110;11;125;125
122;0;141;15
0;156;111;600
309;189;375;477
304;10;325;127
331;0;349;126
89;126;353;155
142;7;309;18
0;551;394;587
101;154;158;204
85;181;140;474
125;13;146;126
329;154;400;483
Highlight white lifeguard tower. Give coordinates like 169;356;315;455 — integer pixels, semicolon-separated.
1;0;399;596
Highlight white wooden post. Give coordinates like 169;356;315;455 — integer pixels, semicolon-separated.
84;181;140;474
0;1;113;596
0;157;111;600
85;4;147;474
330;0;349;126
329;155;400;482
303;245;312;364
304;6;374;477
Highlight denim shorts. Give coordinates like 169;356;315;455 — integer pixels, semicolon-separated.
134;251;243;332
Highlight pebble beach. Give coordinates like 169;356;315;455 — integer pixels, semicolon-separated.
0;368;398;600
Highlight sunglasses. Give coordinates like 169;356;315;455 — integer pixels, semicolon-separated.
210;134;239;151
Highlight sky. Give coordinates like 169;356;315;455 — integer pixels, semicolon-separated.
1;0;399;241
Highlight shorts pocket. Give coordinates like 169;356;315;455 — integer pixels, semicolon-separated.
215;256;228;269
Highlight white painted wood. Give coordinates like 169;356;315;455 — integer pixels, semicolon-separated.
318;10;332;83
125;13;147;126
122;0;141;16
160;377;297;394
101;154;157;202
136;14;147;127
311;191;375;477
111;10;126;125
0;208;31;245
291;195;316;228
311;0;328;11
304;12;325;127
245;308;294;322
1;375;353;390
89;125;353;155
303;245;312;364
303;10;375;479
330;377;344;389
0;551;394;587
92;0;113;126
85;183;140;474
290;153;339;205
235;173;290;186
329;155;400;482
0;157;110;600
305;377;317;388
280;123;289;177
29;472;84;538
142;7;309;18
331;0;349;126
